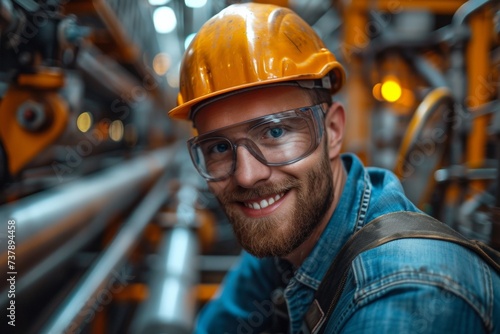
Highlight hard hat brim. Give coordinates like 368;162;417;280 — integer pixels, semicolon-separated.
168;62;345;121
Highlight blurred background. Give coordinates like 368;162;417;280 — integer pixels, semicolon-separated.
1;0;500;333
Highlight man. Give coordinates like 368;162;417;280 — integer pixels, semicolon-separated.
168;3;500;333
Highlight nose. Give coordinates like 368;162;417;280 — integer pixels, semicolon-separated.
233;146;272;188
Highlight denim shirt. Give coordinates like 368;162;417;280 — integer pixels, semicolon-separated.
195;153;500;333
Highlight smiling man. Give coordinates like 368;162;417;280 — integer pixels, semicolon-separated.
191;85;342;264
168;3;500;334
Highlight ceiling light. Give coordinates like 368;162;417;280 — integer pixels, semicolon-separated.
153;6;177;34
185;0;207;9
149;0;171;5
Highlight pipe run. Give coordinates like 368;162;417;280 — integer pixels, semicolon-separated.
40;154;177;333
131;158;204;334
0;147;176;290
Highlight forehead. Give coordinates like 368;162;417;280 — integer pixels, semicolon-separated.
193;85;312;134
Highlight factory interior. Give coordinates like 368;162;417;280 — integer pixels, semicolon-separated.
1;0;500;333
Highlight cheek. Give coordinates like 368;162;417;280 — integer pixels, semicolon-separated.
280;146;326;176
207;180;230;196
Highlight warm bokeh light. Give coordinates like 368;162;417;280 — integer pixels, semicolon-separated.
109;120;124;142
372;83;383;101
153;53;171;75
381;78;402;102
76;112;93;133
167;69;179;88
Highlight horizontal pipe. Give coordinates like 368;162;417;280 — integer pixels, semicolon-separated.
40;156;177;333
0;147;175;287
434;167;498;183
76;46;141;100
0;180;139;306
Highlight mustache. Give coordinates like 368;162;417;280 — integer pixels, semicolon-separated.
218;178;301;202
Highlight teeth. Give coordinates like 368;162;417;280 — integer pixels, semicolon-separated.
244;193;284;210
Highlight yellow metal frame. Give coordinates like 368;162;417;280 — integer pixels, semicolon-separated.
0;69;68;176
466;7;494;192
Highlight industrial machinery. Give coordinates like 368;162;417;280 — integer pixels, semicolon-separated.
337;0;500;247
0;0;209;333
0;0;499;333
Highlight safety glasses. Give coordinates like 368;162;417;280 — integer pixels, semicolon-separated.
188;105;325;181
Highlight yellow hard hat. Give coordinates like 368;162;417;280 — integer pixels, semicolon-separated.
168;2;346;120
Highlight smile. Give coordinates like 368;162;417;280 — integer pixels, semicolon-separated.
242;192;285;210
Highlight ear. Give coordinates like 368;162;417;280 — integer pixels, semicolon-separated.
324;102;345;160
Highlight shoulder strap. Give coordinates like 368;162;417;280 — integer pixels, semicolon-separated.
305;211;500;334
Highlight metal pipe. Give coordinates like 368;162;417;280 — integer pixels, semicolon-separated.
0;182;138;306
131;226;200;334
406;53;449;89
131;151;202;334
0;147;175;287
40;155;177;333
452;0;491;27
76;46;141;100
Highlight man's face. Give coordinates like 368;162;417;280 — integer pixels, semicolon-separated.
194;86;334;258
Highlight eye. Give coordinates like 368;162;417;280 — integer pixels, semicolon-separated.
211;142;230;154
267;127;285;138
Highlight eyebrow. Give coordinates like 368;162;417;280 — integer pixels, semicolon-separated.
196;106;313;139
200;120;258;140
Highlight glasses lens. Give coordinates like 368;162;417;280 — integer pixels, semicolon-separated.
190;137;234;180
189;106;322;181
247;114;314;164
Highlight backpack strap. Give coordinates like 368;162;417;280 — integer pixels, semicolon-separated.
305;211;500;334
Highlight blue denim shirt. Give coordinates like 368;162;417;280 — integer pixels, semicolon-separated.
195;153;500;333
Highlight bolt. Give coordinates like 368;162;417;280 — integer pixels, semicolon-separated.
16;101;47;131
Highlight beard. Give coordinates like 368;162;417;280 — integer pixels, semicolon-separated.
215;146;334;258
